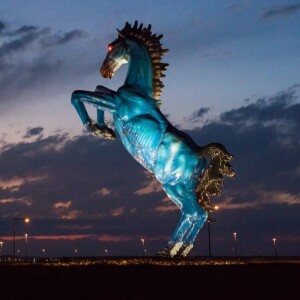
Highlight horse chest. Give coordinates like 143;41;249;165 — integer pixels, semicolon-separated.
115;115;167;170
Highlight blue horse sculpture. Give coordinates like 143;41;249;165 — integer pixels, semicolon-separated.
71;21;235;257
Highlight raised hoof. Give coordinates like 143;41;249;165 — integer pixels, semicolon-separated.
87;120;116;140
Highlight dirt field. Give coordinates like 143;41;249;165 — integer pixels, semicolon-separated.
1;257;299;299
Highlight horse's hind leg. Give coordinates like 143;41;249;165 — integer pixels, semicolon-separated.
158;184;207;257
177;209;207;256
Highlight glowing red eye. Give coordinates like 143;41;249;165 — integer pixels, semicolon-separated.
108;45;113;52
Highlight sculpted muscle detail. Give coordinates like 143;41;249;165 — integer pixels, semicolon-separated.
118;115;167;170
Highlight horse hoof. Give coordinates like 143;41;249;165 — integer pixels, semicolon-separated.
176;244;193;257
157;245;173;257
157;242;183;258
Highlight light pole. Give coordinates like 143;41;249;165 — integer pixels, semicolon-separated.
24;234;28;259
272;238;277;257
233;232;237;257
0;241;3;257
207;205;219;258
140;238;146;255
207;218;216;258
13;217;30;259
42;248;46;258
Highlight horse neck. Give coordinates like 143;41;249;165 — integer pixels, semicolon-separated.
124;41;153;98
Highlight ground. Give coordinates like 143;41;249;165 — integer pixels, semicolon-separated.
1;257;299;299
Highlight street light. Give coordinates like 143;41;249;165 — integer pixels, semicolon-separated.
207;205;219;258
233;232;237;256
0;241;3;257
13;217;30;259
140;238;146;255
272;238;277;257
207;218;216;258
24;234;28;259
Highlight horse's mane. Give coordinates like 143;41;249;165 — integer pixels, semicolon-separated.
118;21;169;102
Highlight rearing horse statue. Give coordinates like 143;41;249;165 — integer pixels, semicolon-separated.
71;21;235;257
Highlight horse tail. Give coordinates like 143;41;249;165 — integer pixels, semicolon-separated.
196;143;235;212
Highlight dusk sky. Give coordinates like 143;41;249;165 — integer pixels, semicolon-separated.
0;0;300;257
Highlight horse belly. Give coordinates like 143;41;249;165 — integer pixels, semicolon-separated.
118;116;166;170
154;132;204;187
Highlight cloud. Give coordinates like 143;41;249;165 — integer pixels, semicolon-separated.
0;175;46;191
262;3;300;19
0;21;88;106
134;176;163;196
24;127;44;138
110;207;125;217
53;200;72;209
93;187;112;196
219;84;300;127
187;107;210;123
13;25;39;35
0;23;86;58
154;200;178;213
0;26;47;58
40;30;87;47
0;20;5;32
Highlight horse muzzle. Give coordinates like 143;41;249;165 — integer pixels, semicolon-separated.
100;58;118;79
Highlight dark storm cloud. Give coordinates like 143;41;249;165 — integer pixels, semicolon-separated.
24;127;44;138
262;3;300;19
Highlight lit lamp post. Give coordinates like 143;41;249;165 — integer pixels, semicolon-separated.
13;217;30;259
140;238;145;255
272;238;277;257
207;205;219;258
24;234;28;259
0;241;3;257
233;232;237;257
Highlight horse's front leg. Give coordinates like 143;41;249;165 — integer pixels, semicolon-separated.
71;87;118;139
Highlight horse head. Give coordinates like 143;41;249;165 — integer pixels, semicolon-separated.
100;21;169;102
100;37;128;79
